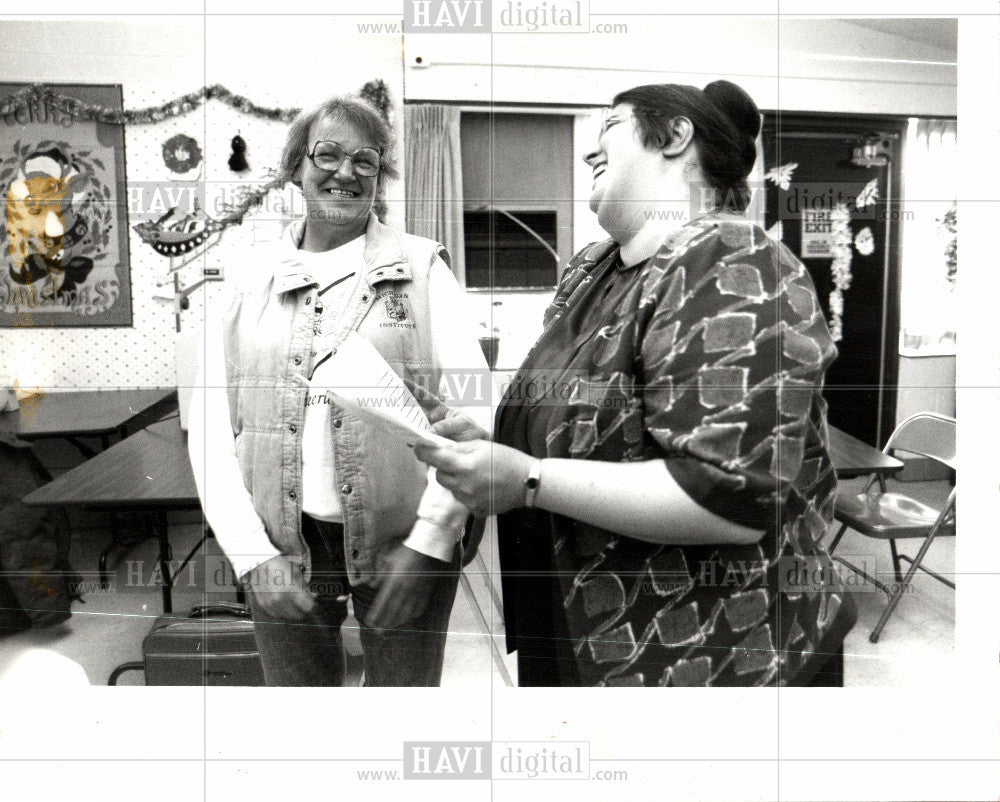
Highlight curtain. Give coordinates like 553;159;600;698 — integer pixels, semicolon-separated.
899;119;958;354
403;105;466;286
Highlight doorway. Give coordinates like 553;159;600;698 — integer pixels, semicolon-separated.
762;114;907;447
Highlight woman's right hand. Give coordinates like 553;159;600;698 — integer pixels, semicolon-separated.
243;554;317;621
431;410;489;442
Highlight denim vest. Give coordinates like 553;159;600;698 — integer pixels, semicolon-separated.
221;215;446;584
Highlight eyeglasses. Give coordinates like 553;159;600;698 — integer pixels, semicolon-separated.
307;141;382;177
599;108;632;138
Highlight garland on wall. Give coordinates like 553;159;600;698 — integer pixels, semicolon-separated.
1;81;391;127
827;203;853;343
939;201;957;286
0;81;393;255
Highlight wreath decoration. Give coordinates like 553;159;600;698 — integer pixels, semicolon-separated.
161;133;203;175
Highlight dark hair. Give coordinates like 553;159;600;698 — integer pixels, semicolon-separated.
278;94;398;221
612;81;761;212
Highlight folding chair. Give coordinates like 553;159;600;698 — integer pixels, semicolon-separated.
828;413;956;643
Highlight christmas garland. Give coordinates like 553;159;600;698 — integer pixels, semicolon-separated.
2;81;394;256
0;80;392;126
827;203;853;343
940;201;957;286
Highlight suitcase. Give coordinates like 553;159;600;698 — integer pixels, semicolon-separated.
108;602;265;686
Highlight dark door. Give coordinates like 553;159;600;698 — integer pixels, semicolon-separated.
762;115;906;447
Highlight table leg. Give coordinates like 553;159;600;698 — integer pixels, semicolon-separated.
64;436;98;460
98;512;121;589
156;510;173;614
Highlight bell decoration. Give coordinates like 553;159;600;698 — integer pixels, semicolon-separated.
228;133;249;173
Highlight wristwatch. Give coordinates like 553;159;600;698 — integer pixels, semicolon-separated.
524;458;543;508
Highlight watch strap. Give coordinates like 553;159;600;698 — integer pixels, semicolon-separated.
524;458;543;508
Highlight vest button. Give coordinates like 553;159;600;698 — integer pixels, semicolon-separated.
289;424;297;433
288;490;297;499
340;483;352;495
333;418;343;429
293;356;302;365
351;549;360;559
361;294;369;303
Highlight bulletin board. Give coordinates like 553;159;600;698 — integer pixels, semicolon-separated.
0;83;132;327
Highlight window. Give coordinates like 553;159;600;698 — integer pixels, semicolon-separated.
463;210;557;290
460;112;573;290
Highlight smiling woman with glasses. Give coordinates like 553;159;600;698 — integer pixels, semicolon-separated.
187;92;492;687
415;80;858;688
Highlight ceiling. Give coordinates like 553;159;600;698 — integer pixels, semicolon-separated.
841;18;958;60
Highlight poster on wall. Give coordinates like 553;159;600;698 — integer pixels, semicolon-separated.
0;83;132;327
800;207;834;259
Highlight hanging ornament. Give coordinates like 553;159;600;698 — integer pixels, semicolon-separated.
853;227;875;257
764;161;798;191
228;133;249;173
161;133;203;180
855;178;879;210
133;199;224;257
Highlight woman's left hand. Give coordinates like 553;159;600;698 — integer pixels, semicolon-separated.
414;440;534;516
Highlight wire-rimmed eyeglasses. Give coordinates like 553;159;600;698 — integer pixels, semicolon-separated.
307;140;382;177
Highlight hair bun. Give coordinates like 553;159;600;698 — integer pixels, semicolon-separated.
703;80;761;141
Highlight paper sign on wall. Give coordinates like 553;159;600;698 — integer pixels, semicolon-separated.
801;208;834;259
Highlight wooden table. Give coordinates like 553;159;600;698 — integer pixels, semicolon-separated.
827;424;904;479
23;417;200;613
0;387;177;456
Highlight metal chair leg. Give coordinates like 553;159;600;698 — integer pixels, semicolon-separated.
828;522;848;554
870;523;948;643
896;554;955;589
889;539;903;583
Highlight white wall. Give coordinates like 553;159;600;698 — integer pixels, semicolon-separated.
0;18;404;390
897;355;957;423
404;18;956;114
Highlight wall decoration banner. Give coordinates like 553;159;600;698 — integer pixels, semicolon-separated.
0;83;132;327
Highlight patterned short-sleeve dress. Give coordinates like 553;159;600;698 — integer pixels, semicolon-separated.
495;216;858;687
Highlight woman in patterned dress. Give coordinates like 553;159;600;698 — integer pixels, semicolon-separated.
415;81;857;687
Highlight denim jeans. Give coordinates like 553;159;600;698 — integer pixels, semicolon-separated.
249;515;460;686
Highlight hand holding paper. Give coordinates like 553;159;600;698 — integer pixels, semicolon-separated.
295;331;451;448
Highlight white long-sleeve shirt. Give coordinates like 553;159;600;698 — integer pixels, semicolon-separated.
187;236;494;582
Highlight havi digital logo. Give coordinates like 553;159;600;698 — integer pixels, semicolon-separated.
404;0;490;33
403;741;492;779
